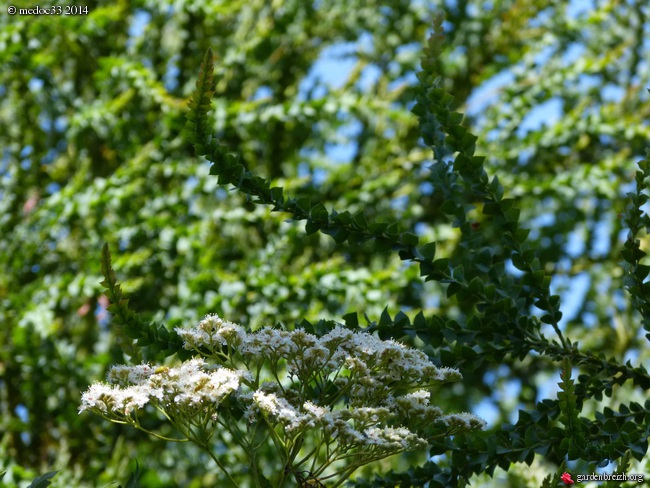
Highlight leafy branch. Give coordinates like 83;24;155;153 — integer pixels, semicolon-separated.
558;358;586;459
182;45;563;362
621;152;650;341
99;243;187;360
413;16;566;349
353;308;650;397
183;49;444;274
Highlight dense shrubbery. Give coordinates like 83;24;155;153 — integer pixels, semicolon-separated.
2;2;650;486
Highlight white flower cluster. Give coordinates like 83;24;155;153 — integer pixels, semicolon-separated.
81;314;486;484
173;315;485;444
80;358;247;417
249;389;484;453
252;395;431;451
176;314;463;385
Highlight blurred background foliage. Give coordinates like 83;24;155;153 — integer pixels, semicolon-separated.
1;0;649;486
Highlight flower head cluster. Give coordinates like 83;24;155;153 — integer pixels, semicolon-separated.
80;358;247;419
174;315;485;442
176;315;462;386
82;314;486;485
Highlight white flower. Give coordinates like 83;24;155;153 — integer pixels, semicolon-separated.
107;363;155;385
244;328;297;358
303;401;328;418
79;383;114;413
287;343;332;378
290;329;318;348
344;356;370;375
121;386;151;414
320;326;354;347
253;391;307;431
79;382;152;415
363;426;427;450
175;314;247;350
442;412;487;431
345;406;390;424
159;358;245;407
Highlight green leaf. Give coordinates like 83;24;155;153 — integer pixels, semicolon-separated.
482;202;500;215
400;232;419;247
353;211;368;228
124;460;141;488
343;312;359;328
310;202;329;222
28;472;58;488
379;307;392;326
305;220;320;235
419;242;437;261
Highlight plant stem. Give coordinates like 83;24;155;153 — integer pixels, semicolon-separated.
205;447;240;487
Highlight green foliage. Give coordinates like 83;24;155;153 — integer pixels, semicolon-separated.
0;3;434;481
180;12;650;487
99;243;187;361
3;0;650;486
27;471;58;488
601;450;632;488
185;49;423;259
621;153;650;340
120;461;141;488
184;48;217;157
557;359;586;460
540;463;568;488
